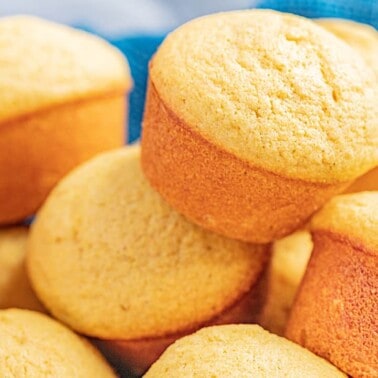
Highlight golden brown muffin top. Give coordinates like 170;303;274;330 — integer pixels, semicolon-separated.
317;18;378;77
0;227;45;312
0;16;131;123
0;309;115;378
27;146;267;339
151;10;378;183
311;191;378;252
145;324;346;377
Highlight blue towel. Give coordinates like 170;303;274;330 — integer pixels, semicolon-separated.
112;35;164;143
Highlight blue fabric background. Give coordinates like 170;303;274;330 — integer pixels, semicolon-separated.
105;0;378;143
112;35;164;143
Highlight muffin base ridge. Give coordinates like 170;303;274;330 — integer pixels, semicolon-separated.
141;80;349;243
0;93;126;225
94;261;268;376
286;230;378;378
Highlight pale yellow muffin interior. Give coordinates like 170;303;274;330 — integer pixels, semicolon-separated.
317;18;378;76
27;146;267;339
151;9;378;183
0;15;131;123
0;227;44;312
260;230;313;334
272;230;313;285
145;324;346;377
311;191;378;251
0;308;115;377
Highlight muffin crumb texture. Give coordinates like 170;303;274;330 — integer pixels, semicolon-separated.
28;147;267;339
317;18;378;77
145;324;346;377
0;227;45;312
311;191;378;251
0;309;115;377
0;15;131;123
151;10;378;182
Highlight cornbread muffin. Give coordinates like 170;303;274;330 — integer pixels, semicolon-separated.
27;146;268;375
317;19;378;193
145;324;346;377
0;309;115;377
142;9;378;243
286;192;378;377
0;227;44;312
259;230;312;335
0;15;132;225
317;18;378;77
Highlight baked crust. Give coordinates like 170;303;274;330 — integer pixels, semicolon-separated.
0;93;126;224
345;167;378;193
0;309;116;377
285;230;378;378
95;267;268;376
150;11;378;183
141;81;349;243
258;230;312;335
317;18;378;78
0;16;131;123
0;227;45;312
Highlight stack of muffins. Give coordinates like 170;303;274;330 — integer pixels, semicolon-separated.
0;10;377;378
